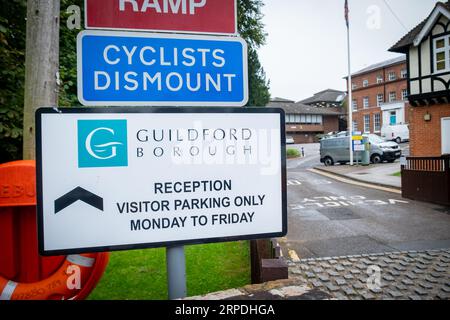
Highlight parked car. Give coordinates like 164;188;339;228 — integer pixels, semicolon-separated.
320;133;401;166
286;136;295;144
381;123;409;144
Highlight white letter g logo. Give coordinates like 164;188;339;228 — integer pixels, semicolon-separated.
85;127;123;160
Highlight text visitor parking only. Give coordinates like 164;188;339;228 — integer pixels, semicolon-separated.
36;108;287;255
77;31;248;106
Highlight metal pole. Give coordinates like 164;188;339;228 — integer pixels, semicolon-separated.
346;1;354;166
166;246;187;300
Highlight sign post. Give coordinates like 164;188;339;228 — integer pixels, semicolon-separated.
167;246;187;299
352;135;364;166
72;0;255;300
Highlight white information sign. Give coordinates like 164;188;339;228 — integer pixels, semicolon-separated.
36;107;287;255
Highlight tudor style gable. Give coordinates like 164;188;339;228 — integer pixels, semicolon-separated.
390;1;450;106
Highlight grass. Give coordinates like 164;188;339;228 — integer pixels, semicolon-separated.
88;241;250;300
286;148;301;158
392;172;401;177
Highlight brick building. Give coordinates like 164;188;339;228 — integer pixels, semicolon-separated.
267;97;344;144
345;56;409;135
390;1;450;156
299;89;348;132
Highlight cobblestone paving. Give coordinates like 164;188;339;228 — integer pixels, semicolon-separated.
287;249;450;300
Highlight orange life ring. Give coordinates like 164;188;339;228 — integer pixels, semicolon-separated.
0;253;109;300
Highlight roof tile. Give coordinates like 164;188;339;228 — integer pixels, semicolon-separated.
299;89;346;105
389;1;450;53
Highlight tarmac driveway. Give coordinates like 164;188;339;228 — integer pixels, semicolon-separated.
282;145;450;260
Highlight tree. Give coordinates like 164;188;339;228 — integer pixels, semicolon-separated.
59;0;83;107
238;0;270;106
0;0;60;162
22;0;60;160
247;48;270;106
0;0;271;162
0;0;78;162
0;0;27;162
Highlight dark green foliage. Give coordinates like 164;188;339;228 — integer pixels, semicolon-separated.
59;0;83;107
0;0;26;162
238;0;270;106
0;0;270;161
286;148;301;158
247;47;270;106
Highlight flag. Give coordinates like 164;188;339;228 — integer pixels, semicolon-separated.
345;0;349;27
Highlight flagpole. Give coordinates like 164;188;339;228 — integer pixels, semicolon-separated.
346;0;354;166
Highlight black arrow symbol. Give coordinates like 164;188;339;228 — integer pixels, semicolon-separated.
54;187;103;214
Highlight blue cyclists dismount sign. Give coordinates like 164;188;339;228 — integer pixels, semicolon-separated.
77;30;249;107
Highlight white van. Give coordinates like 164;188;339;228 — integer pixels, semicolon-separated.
381;124;409;144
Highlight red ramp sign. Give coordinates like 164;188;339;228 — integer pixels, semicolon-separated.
85;0;237;35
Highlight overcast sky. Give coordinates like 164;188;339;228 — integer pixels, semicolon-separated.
258;0;439;102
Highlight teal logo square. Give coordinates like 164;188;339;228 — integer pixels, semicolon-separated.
78;120;128;168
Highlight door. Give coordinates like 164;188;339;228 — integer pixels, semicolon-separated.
442;117;450;155
389;111;397;125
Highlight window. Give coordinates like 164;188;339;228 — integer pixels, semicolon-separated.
389;92;396;102
352;83;357;90
296;114;323;124
364;115;370;133
363;79;369;87
434;35;450;73
287;114;302;123
368;134;386;144
352;100;358;111
363;97;369;109
377;94;384;106
374;113;381;132
401;69;407;79
376;75;383;84
316;115;323;124
401;89;408;100
352;121;358;132
388;71;396;81
314;115;321;124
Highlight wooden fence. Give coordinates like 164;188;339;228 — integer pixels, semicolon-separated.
250;239;288;284
401;155;450;206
